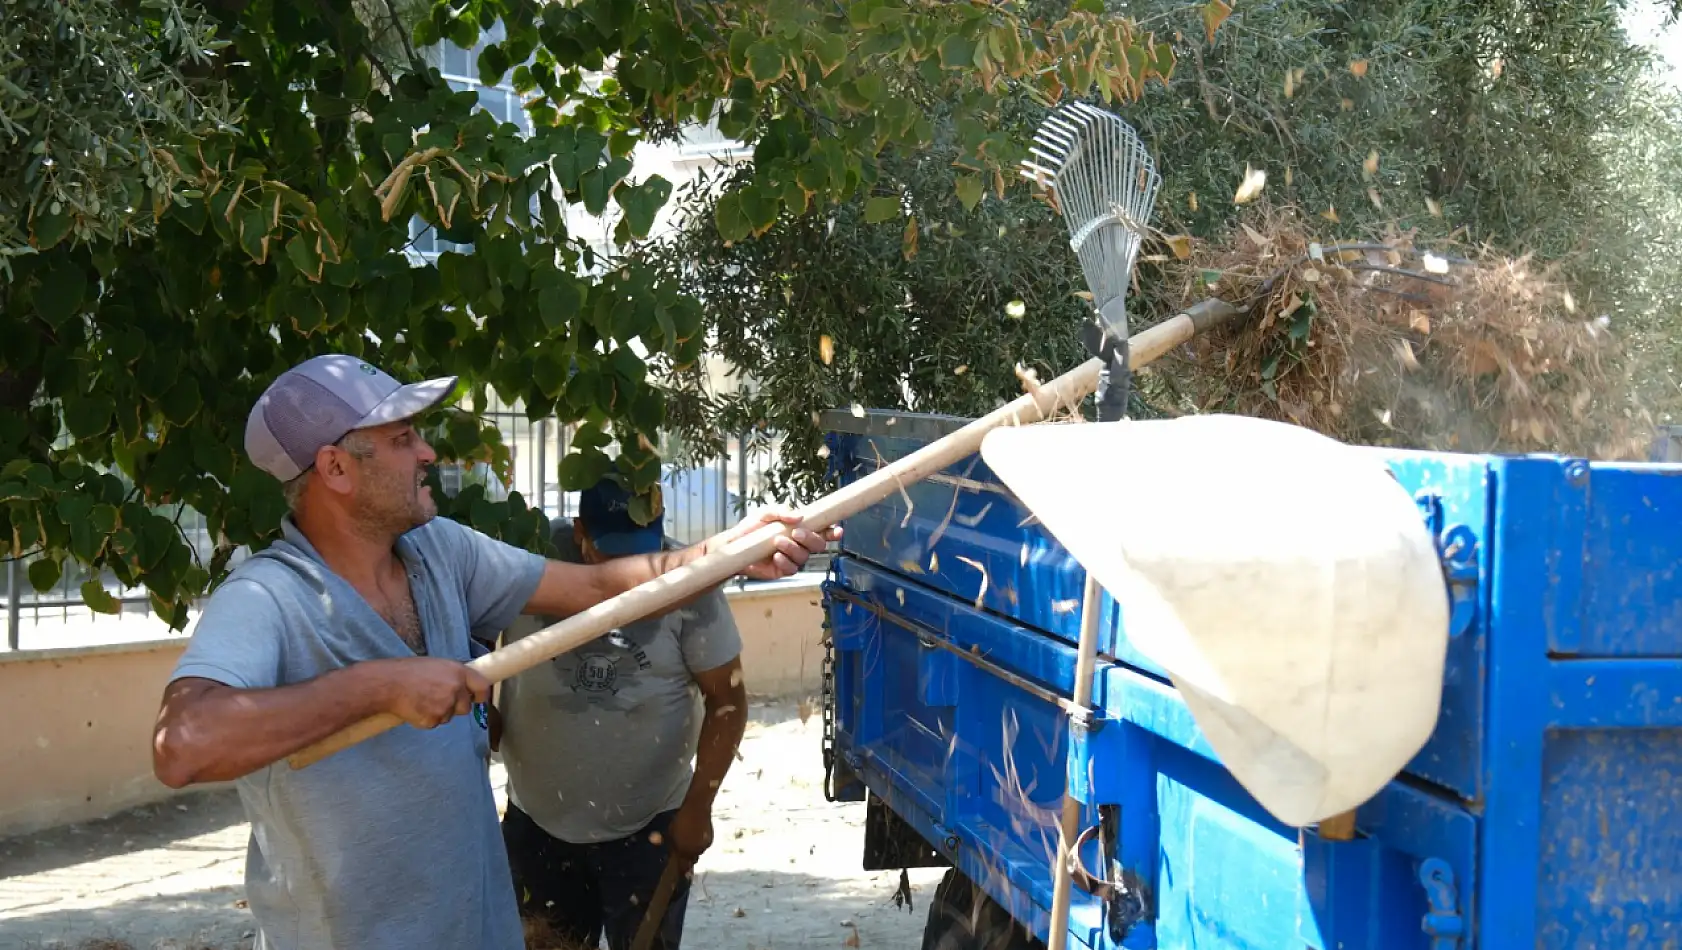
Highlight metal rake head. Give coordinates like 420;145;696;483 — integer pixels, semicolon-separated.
1020;102;1161;328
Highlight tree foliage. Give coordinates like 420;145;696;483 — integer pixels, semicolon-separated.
0;0;233;268
653;0;1682;502
642;95;1099;504
0;0;1173;628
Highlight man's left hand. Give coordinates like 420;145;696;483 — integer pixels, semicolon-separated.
713;507;840;581
666;802;714;861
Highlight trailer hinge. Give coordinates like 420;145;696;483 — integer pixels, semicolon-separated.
1419;858;1464;950
1414;491;1479;638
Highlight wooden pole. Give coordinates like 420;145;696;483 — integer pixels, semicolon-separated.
628;853;690;950
1047;573;1105;950
286;299;1243;770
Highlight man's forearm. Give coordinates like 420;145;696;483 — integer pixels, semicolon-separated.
685;693;748;808
153;668;390;788
566;543;716;616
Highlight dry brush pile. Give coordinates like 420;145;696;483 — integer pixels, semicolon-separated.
1141;205;1656;460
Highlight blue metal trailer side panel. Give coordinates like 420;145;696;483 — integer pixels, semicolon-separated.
828;417;1494;802
822;410;1682;949
826;556;1480;949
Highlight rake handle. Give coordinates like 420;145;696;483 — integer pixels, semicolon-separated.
284;298;1243;771
629;852;692;950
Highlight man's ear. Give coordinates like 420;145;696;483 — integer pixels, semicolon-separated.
314;445;354;493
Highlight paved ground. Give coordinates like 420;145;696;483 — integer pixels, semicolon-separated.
0;701;946;950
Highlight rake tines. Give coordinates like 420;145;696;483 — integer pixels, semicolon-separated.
1020;101;1161;324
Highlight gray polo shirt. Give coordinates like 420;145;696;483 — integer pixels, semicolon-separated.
497;521;742;844
169;514;546;950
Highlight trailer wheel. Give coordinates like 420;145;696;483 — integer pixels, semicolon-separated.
920;868;1044;950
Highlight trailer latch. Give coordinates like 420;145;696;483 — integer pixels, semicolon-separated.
1414;491;1479;638
1419;858;1464;950
1070;817;1150;941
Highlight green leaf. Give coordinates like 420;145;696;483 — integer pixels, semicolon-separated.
797;155;832;195
538;273;584;331
57;494;93;526
855;74;885;103
478;43;511;86
715;190;753;243
30;208;73;249
533;349;570;397
558;448;613;491
746;40;788;84
1153;43;1177;80
90;503;118;534
239;207;270;263
574;421;614;450
159;377;203;426
24;463;54;491
864;196;901;223
35;261;87;326
628;489;662;526
1289;305;1314;343
429;175;463;228
413;17;440;48
62;392;112;439
811;32;848;76
81;575;121;612
614;176;673;240
608;345;646;384
728;29;755;72
739;183;780;234
28;557;61;593
286;235;322;281
955;174;984;212
628;385;664;434
940;34;978;70
580;156;632;216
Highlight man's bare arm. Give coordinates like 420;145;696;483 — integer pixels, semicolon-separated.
666;655;749;860
688;656;748;807
521;508;836;618
151;659;490;788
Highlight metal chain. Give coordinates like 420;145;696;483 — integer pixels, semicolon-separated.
820;565;839;802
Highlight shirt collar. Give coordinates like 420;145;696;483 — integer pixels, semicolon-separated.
277;515;428;572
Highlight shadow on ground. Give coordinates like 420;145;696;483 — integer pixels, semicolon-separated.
2;864;936;950
0;698;936;950
0;789;246;881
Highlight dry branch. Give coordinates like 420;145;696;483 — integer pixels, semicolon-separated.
1151;205;1653;459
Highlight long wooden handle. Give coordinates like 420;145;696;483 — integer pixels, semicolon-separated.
285;300;1242;770
629;852;691;950
1047;574;1106;950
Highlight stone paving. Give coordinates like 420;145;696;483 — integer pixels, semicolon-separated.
0;702;945;950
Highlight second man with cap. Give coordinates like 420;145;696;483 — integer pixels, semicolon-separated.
492;477;746;950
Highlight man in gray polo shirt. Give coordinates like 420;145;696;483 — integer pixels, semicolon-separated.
492;478;748;950
148;354;834;950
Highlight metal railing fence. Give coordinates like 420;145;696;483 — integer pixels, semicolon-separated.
2;399;797;652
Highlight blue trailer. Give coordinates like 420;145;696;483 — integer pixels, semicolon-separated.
816;408;1682;949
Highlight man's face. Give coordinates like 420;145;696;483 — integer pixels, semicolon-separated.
346;420;438;533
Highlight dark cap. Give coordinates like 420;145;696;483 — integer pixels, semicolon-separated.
577;478;664;556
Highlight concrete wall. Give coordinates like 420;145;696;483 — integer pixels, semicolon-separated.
0;576;826;839
725;576;827;700
0;640;204;840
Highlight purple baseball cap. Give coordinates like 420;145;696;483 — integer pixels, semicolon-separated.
244;354;458;482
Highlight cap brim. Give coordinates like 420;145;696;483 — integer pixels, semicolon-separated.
355;376;459;429
590;531;665;556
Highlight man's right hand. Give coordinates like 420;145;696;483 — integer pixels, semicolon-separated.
154;658;493;789
363;658;492;730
